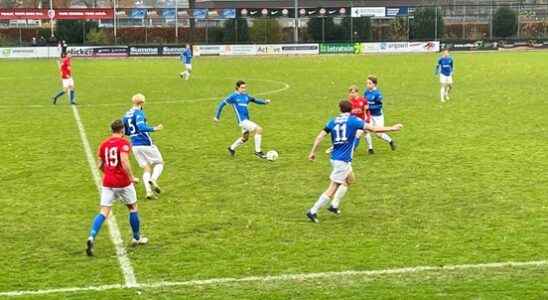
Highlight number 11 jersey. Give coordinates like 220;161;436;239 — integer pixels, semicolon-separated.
324;113;365;162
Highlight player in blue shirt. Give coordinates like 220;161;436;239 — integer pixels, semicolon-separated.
306;100;403;223
179;44;193;80
123;94;164;200
214;80;271;159
364;75;397;154
436;49;454;102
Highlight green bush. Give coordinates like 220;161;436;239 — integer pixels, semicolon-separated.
493;7;518;38
85;28;109;45
410;7;444;40
249;19;282;43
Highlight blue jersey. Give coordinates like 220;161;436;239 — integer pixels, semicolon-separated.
122;107;155;146
181;48;192;64
437;56;454;76
215;92;267;124
325;113;365;162
365;88;383;116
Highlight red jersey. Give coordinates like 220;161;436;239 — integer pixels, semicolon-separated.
60;57;71;79
98;136;132;188
350;96;371;122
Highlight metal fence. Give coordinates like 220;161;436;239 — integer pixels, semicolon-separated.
1;4;547;46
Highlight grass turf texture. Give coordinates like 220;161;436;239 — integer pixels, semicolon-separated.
0;52;546;298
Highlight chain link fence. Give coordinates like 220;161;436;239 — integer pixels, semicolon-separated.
0;4;547;46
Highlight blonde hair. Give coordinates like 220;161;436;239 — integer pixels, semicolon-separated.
348;85;359;93
132;93;146;105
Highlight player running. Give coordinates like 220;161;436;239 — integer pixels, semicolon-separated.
214;80;271;159
326;85;372;154
52;53;76;105
179;44;192;80
306;100;402;223
436;49;454;102
86;119;148;256
122;94;164;200
364;75;396;154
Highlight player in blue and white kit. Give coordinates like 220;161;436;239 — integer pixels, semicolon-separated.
436;49;454;102
122;93;164;199
214;80;271;159
179;44;192;80
364;75;396;154
306;100;402;223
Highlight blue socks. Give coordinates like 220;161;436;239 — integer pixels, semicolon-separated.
129;212;140;240
69;90;76;104
89;214;106;239
53;90;65;102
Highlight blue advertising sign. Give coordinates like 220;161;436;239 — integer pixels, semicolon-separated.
385;6;409;17
193;8;207;19
220;8;235;19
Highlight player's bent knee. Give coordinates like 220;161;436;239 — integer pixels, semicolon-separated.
256;127;263;134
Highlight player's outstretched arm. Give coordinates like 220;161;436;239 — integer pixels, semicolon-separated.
365;123;403;133
214;100;228;121
250;97;270;105
308;130;327;161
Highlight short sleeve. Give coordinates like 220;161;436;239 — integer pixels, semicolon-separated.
121;141;131;154
324;119;335;133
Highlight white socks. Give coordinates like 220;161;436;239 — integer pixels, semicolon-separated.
331;185;348;209
365;133;373;149
151;164;163;182
379;133;392;143
254;134;262;153
440;86;446;101
310;194;331;214
230;138;245;150
143;171;152;194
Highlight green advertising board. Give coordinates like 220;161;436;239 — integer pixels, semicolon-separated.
320;43;362;54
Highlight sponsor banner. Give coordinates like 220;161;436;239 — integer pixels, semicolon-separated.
193;45;222;56
351;7;386;18
0;47;60;58
129;46;160;56
280;44;319;55
442;42;498;51
193;8;207;19
385;7;409;17
320;43;360;54
255;44;283;55
362;41;440;53
161;46;186;56
68;46;128;57
0;8;113;20
222;45;257;56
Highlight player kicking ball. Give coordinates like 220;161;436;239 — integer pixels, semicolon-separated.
306;100;402;223
52;53;76;105
436;49;454;102
214;80;271;159
86;120;148;256
123;94;164;200
364;75;396;154
179;44;192;80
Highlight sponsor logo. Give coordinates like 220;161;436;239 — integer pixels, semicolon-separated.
340;8;346;14
271;10;278;15
162;47;185;55
282;9;288;15
299;9;306;15
319;8;326;15
250;10;258;15
130;47;158;56
241;9;248;16
261;9;268;16
1;48;11;57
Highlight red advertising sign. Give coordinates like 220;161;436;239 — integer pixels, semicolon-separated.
0;8;113;20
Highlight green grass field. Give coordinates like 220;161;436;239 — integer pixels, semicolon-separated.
0;52;547;299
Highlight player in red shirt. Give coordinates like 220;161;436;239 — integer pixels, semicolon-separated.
86;120;148;256
326;85;373;154
348;85;374;153
52;53;76;105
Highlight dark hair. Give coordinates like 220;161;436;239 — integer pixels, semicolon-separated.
368;75;378;86
339;100;352;113
111;119;125;133
236;80;246;88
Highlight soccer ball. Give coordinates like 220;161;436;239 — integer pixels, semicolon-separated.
266;150;279;161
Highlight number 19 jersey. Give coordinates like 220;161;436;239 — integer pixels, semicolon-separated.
324;113;365;162
98;136;132;188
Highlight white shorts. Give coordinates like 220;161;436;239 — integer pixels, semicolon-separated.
185;64;192;70
440;74;453;85
371;115;384;128
100;184;137;207
62;78;74;88
133;145;164;168
330;160;352;184
239;120;259;133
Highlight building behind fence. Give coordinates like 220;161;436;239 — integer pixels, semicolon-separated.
0;0;547;46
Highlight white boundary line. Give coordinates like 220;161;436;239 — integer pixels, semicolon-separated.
0;78;291;109
71;105;138;287
1;259;546;297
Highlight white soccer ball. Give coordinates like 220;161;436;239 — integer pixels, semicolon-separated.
266;150;279;161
